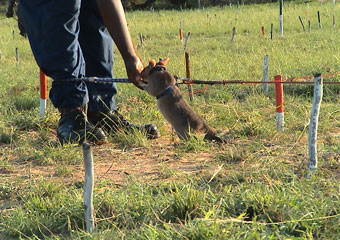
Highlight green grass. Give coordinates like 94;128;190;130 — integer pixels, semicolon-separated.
1;1;340;239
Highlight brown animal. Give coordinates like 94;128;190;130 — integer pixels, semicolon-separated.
140;58;224;143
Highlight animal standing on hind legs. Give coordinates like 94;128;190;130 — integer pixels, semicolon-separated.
140;58;225;143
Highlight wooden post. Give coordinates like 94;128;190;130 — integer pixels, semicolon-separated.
308;20;311;33
279;0;283;36
179;19;183;43
179;29;183;43
83;143;95;233
185;52;194;101
274;75;284;131
230;27;236;42
39;69;47;119
308;74;323;173
261;26;265;37
12;30;14;40
263;55;269;95
299;16;305;31
317;11;322;29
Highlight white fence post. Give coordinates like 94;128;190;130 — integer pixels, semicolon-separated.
263;55;269;95
82;143;95;233
308;73;323;173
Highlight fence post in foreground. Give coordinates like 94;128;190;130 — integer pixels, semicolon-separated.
39;69;47;119
263;55;269;95
83;143;95;233
274;75;284;131
185;51;194;101
308;73;323;174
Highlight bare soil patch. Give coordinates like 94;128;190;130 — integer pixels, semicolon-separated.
0;136;218;186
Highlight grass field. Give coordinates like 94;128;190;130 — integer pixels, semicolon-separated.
1;1;340;239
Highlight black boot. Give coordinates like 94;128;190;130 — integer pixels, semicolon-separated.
57;108;107;145
87;110;160;140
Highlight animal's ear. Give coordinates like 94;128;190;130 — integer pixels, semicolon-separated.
158;58;169;66
149;59;156;67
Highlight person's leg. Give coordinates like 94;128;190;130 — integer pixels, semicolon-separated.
79;0;159;139
79;0;117;113
20;0;106;144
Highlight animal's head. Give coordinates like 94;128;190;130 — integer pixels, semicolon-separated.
141;58;169;83
140;57;176;97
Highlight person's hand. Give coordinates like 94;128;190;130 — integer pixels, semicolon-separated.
125;55;144;90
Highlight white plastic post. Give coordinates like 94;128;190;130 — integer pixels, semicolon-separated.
308;74;323;173
83;143;95;233
184;32;191;51
263;55;269;95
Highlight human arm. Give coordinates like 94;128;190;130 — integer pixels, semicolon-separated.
97;0;143;89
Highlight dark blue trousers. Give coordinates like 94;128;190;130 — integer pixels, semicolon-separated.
20;0;117;112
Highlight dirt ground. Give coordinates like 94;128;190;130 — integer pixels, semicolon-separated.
0;135;220;186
